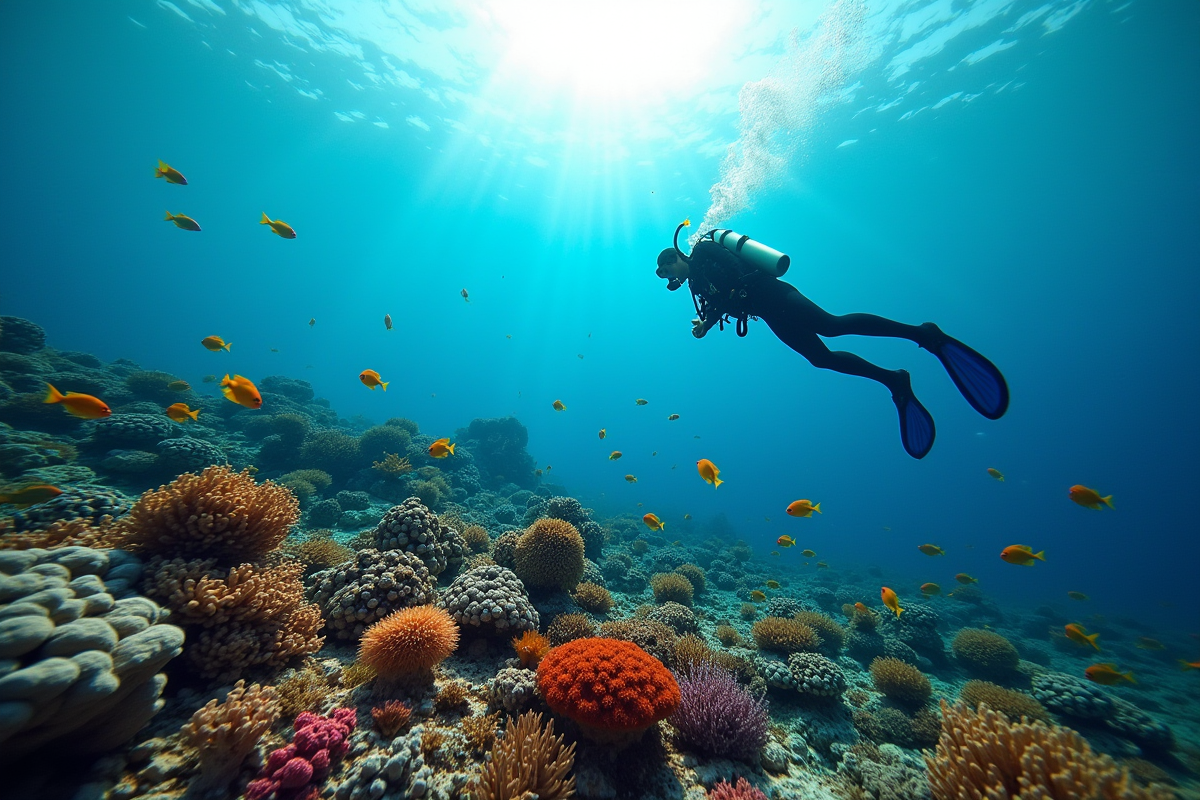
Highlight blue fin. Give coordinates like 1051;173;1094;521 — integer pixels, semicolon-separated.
893;379;935;459
921;325;1009;420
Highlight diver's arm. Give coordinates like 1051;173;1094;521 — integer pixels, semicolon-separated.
692;315;719;338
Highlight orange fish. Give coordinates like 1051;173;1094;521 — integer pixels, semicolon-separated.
359;369;388;391
154;160;187;185
260;212;296;238
1065;624;1101;651
609;451;622;460
668;414;680;421
164;210;201;231
697;458;722;488
384;314;393;331
1000;545;1045;566
786;500;821;517
1085;663;1135;685
881;586;903;617
853;602;870;616
920;583;941;596
918;544;945;556
429;438;455;458
1179;660;1200;671
987;467;1005;481
643;513;665;531
598;429;606;439
624;474;637;483
0;484;63;507
955;573;978;585
165;402;200;422
43;384;111;419
1069;485;1113;510
552;400;566;411
776;535;795;548
201;336;230;352
220;374;262;409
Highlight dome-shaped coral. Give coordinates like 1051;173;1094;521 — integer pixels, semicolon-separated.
952;628;1020;677
870;656;932;708
358;605;460;677
514;518;585;591
537;637;680;741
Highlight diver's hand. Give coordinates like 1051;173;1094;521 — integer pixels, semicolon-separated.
692;317;710;339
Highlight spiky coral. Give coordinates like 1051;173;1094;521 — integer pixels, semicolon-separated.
572;581;614;613
670;661;769;763
958;680;1050;723
926;700;1174;800
358;605;459;677
546;613;596;646
952;628;1020;677
870;657;932;708
114;465;298;566
371;700;411;738
513;630;552;668
472;711;575;800
752;616;822;654
793;610;846;654
514;517;585;591
180;680;279;795
650;572;694;605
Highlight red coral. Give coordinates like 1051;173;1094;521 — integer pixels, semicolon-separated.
246;708;356;800
536;637;680;731
709;777;768;800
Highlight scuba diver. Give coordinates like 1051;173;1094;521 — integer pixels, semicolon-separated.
656;224;1008;458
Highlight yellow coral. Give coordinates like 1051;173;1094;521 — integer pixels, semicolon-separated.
870;657;932;708
752;617;821;654
373;453;413;475
650;572;694;606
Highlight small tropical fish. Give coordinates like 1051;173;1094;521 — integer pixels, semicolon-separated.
696;458;722;488
987;467;1005;481
384;314;393;331
1136;637;1165;651
165;210;201;231
220;374;262;409
920;583;941;596
652;451;658;457
309;318;316;327
918;544;945;556
245;465;259;475
1069;485;1114;510
1179;660;1200;670
765;580;780;589
201;336;230;352
506;334;512;339
1000;544;1045;566
461;288;470;302
668;414;680;420
598;429;606;439
202;374;217;384
955;573;978;585
1068;591;1089;601
776;535;795;548
552;400;566;411
154;160;187;185
360;369;389;391
544;465;551;471
165;402;200;422
0;484;63;507
750;590;766;602
43;384;111;419
260;212;296;238
609;451;622;460
635;398;648;405
1064;624;1101;651
770;551;779;557
683;513;691;520
786;500;821;517
1085;663;1135;685
816;561;829;569
642;513;664;531
167;380;191;392
429;438;455;458
801;549;816;558
881;586;903;617
535;469;542;477
624;474;637;483
854;602;870;615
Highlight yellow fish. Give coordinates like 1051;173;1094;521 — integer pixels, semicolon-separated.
1085;663;1135;685
221;374;262;409
642;513;664;531
165;402;200;422
154;160;187;184
750;590;766;602
987;467;1005;481
0;484;63;507
552;400;566;411
682;218;690;227
776;535;795;548
917;544;945;556
683;513;691;520
201;336;230;352
696;458;722;488
624;474;637;483
635;398;648;405
801;549;816;558
920;582;941;596
609;451;622;460
816;561;829;569
765;580;780;589
260;212;296;238
359;370;388;391
598;428;606;439
668;414;680;421
1065;624;1101;651
1067;591;1089;601
955;573;978;584
786;500;821;517
166;380;190;392
881;586;903;617
429;438;455;458
165;210;201;231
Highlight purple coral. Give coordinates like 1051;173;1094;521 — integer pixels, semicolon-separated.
709;777;768;800
246;708;357;800
669;661;769;763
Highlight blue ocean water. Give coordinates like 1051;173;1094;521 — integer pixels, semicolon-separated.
2;0;1196;637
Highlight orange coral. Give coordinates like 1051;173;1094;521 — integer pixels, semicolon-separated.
372;700;412;738
537;637;680;735
513;630;551;668
359;605;460;677
114;465;298;565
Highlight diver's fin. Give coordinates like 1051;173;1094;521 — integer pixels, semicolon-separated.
892;372;935;459
920;323;1009;420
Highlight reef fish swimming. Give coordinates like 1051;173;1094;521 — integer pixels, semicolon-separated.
1000;544;1045;566
1069;485;1114;510
220;374;262;409
696;458;722;488
359;370;388;391
0;484;63;507
164;211;200;231
154;160;187;184
260;212;296;238
43;383;111;418
428;438;455;458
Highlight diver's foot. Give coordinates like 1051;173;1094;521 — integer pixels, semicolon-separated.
918;323;1010;420
892;370;936;459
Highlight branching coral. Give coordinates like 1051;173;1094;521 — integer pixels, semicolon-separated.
870;657;932;708
275;663;332;718
513;630;552;668
752;617;822;654
115;465;299;566
372;700;411;738
925;700;1175;800
435;680;471;712
284;531;352;573
0;514;116;550
472;711;576;800
462;711;501;752
180;680;279;794
372;453;413;475
708;778;768;800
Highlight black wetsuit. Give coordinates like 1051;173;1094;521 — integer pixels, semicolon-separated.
687;239;927;395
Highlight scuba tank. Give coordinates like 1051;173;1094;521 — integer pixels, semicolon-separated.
710;229;790;277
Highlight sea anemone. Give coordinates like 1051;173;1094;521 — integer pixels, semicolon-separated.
358;605;459;677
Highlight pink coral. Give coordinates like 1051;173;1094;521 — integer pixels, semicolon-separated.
708;777;767;800
246;709;357;800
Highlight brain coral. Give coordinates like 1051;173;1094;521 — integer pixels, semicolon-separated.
113;465;299;567
358;605;460;677
952;628;1020;676
537;637;680;738
514;517;585;591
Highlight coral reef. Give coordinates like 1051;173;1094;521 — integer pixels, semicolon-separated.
513;629;552;668
650;571;694;605
372;497;466;578
870;657;932;708
951;628;1020;677
437;563;539;634
958;680;1049;723
598;617;679;666
788;652;848;699
372;699;412;738
649;600;699;635
489;666;541;714
307;548;434;641
546;612;597;645
752;616;822;654
572;580;614;613
358;605;459;677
